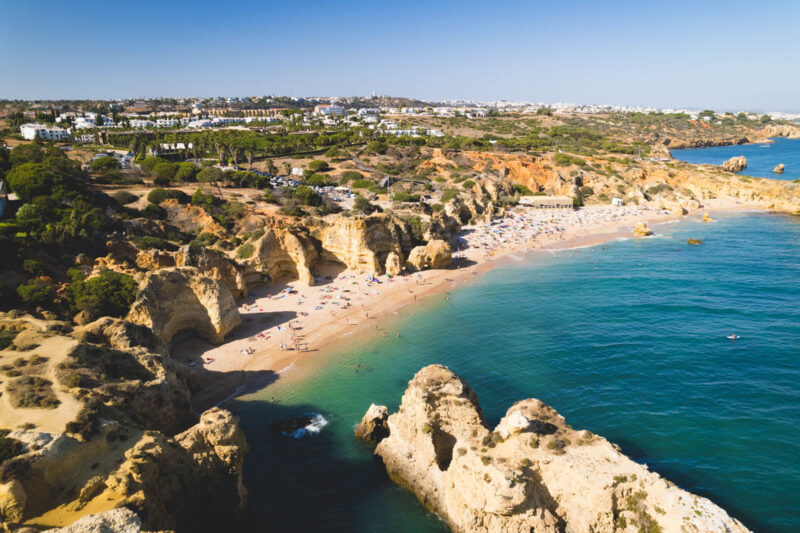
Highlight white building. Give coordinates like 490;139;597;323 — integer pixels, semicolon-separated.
20;123;70;141
314;104;344;116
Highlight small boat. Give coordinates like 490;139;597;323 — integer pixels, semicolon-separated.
727;334;740;340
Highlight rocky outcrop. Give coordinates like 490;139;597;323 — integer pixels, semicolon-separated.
385;251;403;276
773;163;785;174
47;508;142;533
633;222;653;237
406;240;452;272
127;267;241;344
366;365;750;533
688;239;702;245
354;404;390;442
244;227;318;286
721;156;747;173
315;215;411;275
176;244;247;298
73;317;168;356
95;408;248;532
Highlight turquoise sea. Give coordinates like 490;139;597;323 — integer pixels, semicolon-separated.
672;137;800;180
230;211;800;532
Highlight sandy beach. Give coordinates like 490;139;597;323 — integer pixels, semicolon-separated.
180;199;761;409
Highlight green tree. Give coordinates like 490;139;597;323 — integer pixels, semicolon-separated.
17;278;56;309
353;195;375;214
293;185;322;206
67;269;138;317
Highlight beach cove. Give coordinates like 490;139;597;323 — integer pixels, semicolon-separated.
229;209;800;532
181;200;755;409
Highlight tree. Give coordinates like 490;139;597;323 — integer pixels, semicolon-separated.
6;163;58;201
9;144;45;167
293;185;322;206
17;278;55;309
67;269;138;317
353;195;376;214
308;160;330;172
175;162;199;182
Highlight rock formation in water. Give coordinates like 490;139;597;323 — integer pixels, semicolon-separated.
721;156;747;172
359;365;750;533
354;404;390;442
773;163;785;174
127;266;241;344
406;240;452;272
633;222;653;237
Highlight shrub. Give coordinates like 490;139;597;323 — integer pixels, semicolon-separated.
351;179;372;189
440;189;460;203
17;279;55;309
306;173;330;186
353;195;376;214
461;179;476;189
153;175;172;186
392;191;420;203
0;329;18;350
339;171;363;183
580;186;594;197
307;160;330;172
366;140;388;155
554;153;586;167
0;430;24;463
513;184;533;195
646;183;672;196
236;243;254;259
175;162;199;182
293;185;322;206
67;269;138;318
147;188;188;205
111;191;138;205
6;376;60;408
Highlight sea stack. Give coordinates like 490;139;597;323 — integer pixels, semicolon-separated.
702;213;715;223
773;163;785;174
721;156;747;172
633;222;653;237
362;365;751;533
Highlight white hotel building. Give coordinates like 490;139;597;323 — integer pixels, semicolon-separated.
20;123;70;141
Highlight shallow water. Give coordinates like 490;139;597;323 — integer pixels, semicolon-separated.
231;211;800;532
671;137;800;180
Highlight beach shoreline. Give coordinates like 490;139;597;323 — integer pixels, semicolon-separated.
185;200;765;410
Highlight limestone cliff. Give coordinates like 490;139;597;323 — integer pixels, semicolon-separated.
362;365;750;533
314;215;412;275
0;313;249;533
127;267;241;345
175;244;248;298
244;227;318;286
406;240;452;272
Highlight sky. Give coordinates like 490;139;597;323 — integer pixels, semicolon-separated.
1;0;798;111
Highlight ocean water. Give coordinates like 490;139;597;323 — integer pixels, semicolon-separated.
671;137;800;180
230;211;800;532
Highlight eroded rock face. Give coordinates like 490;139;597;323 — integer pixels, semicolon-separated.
368;365;750;533
176;245;247;298
245;227;318;286
406;240;452;272
316;215;412;275
721;156;747;172
93;408;248;532
127;267;241;345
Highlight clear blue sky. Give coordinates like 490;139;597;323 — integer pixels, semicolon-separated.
1;0;797;111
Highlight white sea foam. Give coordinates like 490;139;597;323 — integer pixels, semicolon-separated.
277;359;297;374
286;413;330;439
